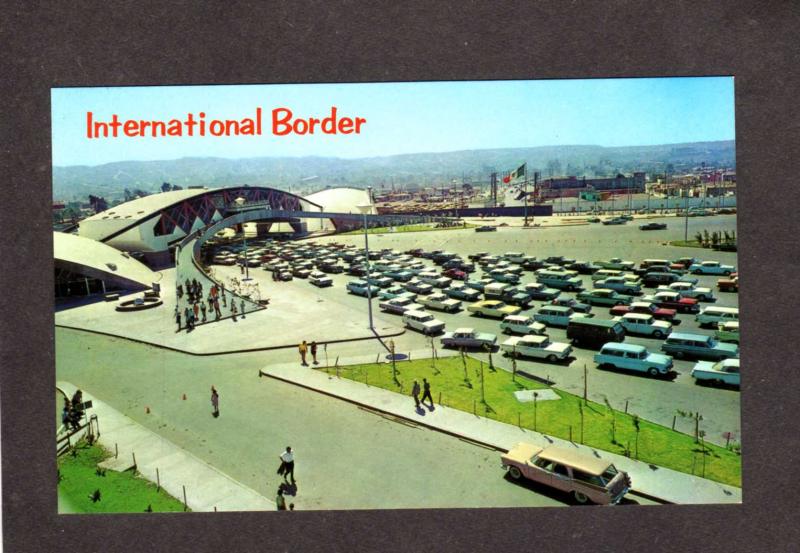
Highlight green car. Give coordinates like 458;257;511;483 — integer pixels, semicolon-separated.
577;288;633;306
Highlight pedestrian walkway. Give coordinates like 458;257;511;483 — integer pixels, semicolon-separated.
57;382;274;512
259;359;741;505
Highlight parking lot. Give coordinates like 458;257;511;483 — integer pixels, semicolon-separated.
210;214;740;446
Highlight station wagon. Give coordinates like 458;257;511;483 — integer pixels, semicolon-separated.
660;332;739;360
594;343;673;376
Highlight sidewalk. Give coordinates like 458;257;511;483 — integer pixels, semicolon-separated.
57;382;275;512
259;358;742;505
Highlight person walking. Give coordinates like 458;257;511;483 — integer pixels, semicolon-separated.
213;297;221;319
277;446;295;484
192;302;200;322
175;305;182;331
310;341;318;365
184;306;192;331
231;302;238;322
420;378;433;406
210;386;219;417
412;380;421;408
200;302;207;322
275;488;287;511
298;341;308;366
240;299;246;319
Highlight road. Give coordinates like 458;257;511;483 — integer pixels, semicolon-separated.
58;329;616;509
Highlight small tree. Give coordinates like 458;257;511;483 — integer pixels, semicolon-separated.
703;229;711;247
676;409;703;443
694;231;704;245
578;402;584;444
632;415;641;460
711;231;720;248
604;397;617;444
532;391;539;431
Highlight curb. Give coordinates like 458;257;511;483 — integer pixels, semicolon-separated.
259;368;675;504
55;324;406;357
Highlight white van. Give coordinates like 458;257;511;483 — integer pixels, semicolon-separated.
403;310;446;335
695;306;739;327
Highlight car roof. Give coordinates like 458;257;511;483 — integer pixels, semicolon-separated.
602;342;646;353
454;327;474;334
537;446;612;475
669;332;711;341
518;335;548;345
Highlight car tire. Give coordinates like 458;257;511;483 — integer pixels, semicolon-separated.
698;295;707;302
723;270;731;276
508;466;523;480
572;491;590;504
674;351;685;359
615;301;624;306
648;367;659;377
547;354;559;363
653;330;664;339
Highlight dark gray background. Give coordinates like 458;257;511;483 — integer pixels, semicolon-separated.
2;1;799;551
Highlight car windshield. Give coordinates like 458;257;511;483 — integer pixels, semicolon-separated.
420;315;434;322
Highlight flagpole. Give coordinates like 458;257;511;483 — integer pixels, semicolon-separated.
523;163;529;227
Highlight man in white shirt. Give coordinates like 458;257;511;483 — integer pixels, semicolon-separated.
278;446;295;484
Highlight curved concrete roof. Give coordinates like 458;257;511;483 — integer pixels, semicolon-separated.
304;187;375;215
54;232;159;288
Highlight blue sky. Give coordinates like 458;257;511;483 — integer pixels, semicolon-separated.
51;77;734;167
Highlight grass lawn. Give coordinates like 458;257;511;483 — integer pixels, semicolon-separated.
335;356;741;488
58;440;188;513
340;223;476;235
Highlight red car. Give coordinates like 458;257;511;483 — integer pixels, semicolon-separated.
644;291;699;314
610;301;678;323
717;273;739;293
443;268;467;281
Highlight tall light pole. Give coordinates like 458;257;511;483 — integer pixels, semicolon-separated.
684;181;690;242
364;186;374;331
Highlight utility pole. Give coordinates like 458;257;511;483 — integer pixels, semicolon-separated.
523;170;529;226
531;172;539;226
684;181;690;242
364;186;374;331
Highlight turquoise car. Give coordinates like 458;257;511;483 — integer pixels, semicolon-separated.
660;332;739;360
347;280;371;297
534;305;592;327
594;343;673;377
577;288;633;306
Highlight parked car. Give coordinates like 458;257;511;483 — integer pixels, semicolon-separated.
594;258;636;271
444;285;481;302
292;266;312;279
443;268;468;281
642;291;699;314
551;297;592;314
660;332;739;360
610;301;678;324
689;261;736;275
534;305;592;327
613;313;672;338
577;288;633;307
378;286;416;301
475;225;497;232
523;282;561;300
501;444;631;505
717;275;739;293
715;321;740;344
347;280;372;297
487;270;520;284
536;270;584;291
309;271;333;287
595;277;641;295
441;327;497;349
465;278;495;292
403;310;445;336
501;335;573;362
641;271;681;287
467;300;522;319
594;343;673;377
601;217;627;225
405;279;435;295
690;358;740;388
543;256;575;266
347;265;368;277
499;315;547;336
379;296;424;315
366;274;393;288
672;257;700;270
418;292;462;313
566;261;601;275
658;282;715;302
695;306;739;328
566;318;626;349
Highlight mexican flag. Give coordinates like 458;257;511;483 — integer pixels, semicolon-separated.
502;163;526;184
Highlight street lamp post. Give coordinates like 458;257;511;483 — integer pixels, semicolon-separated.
684;182;690;242
364;186;374;331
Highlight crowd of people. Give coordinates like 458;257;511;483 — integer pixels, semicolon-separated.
175;278;230;331
60;389;86;433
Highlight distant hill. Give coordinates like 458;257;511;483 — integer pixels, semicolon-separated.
52;140;735;201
